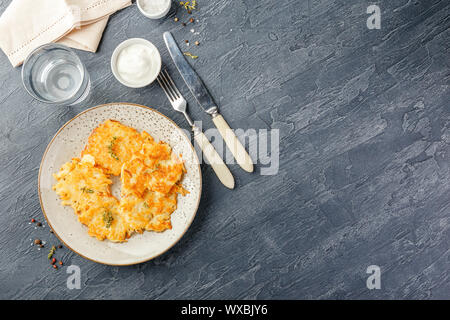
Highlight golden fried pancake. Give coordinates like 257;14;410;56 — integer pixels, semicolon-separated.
85;201;129;242
81;120;152;176
120;190;178;234
119;139;185;234
52;155;113;213
53;120;187;243
121;140;185;196
52;155;129;242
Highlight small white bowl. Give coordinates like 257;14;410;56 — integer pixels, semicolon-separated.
111;38;162;88
137;0;171;19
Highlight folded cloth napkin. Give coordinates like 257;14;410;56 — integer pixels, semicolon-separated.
0;0;131;67
58;17;109;52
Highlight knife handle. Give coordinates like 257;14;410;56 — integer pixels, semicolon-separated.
194;129;235;189
212;114;254;173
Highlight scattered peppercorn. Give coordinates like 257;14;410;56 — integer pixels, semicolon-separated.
174;17;179;22
58;245;63;249
189;18;194;23
31;218;35;223
37;222;42;227
53;265;58;270
39;244;44;248
50;229;53;234
52;258;56;264
182;22;186;26
185;40;189;43
195;41;200;46
34;239;41;245
59;261;63;266
187;10;192;14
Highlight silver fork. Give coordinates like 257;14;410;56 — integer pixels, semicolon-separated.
157;69;235;189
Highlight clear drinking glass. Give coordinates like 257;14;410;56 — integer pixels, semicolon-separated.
22;44;90;106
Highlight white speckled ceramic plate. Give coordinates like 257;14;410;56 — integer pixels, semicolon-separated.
39;103;202;265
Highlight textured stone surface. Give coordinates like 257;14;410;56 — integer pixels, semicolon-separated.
0;0;449;299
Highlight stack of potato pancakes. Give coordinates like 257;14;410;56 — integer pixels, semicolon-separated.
53;120;187;242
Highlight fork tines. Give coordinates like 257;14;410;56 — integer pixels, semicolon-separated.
157;69;181;102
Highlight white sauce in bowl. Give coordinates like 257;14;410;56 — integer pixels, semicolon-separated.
140;0;170;14
111;39;161;88
117;44;156;85
137;0;171;19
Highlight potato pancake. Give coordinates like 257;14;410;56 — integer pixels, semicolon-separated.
53;120;187;243
121;141;185;196
120;190;178;234
53;155;113;212
53;155;130;242
81;120;150;176
85;201;129;242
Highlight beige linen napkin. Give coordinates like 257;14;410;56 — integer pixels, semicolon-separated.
0;0;131;67
58;18;109;52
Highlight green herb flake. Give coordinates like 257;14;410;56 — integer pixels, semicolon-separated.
48;246;56;259
81;187;94;193
143;202;150;209
148;163;161;174
107;136;120;161
103;211;114;228
180;0;197;11
184;52;198;59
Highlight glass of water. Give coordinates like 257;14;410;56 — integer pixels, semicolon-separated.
22;44;90;106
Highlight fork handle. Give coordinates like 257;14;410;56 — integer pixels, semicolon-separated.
194;129;235;189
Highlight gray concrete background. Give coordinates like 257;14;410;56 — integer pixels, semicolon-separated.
0;0;449;299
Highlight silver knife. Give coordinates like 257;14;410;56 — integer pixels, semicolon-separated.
163;31;254;173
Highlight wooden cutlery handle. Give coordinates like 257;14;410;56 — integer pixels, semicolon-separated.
194;130;235;189
212;114;254;173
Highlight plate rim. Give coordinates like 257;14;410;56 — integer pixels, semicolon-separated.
38;102;202;266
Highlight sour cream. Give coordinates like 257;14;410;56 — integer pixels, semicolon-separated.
137;0;171;19
111;39;162;88
117;44;155;84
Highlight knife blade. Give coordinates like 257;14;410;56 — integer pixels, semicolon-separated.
163;31;218;116
163;31;254;173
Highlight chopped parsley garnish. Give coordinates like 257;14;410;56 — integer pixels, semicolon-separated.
180;1;197;11
103;211;113;228
148;163;161;174
184;52;198;59
108;136;120;161
81;187;94;193
48;246;56;259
